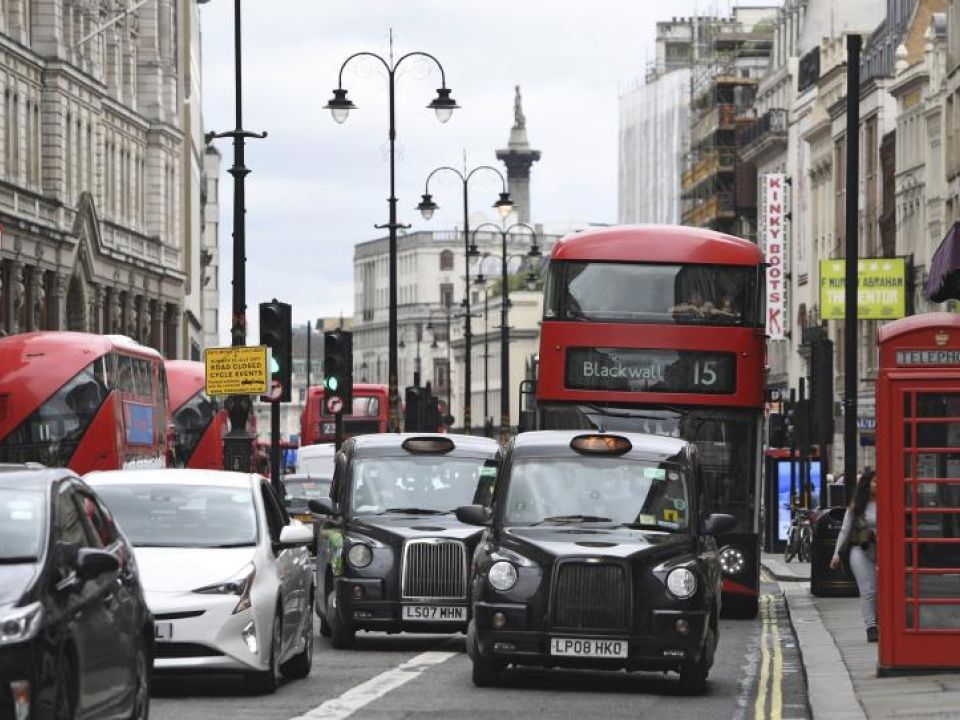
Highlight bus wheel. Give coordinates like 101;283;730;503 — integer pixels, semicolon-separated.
721;595;758;620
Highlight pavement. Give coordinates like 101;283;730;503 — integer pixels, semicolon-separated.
761;553;960;720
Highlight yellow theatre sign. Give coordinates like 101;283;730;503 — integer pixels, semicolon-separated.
204;345;270;396
820;258;907;320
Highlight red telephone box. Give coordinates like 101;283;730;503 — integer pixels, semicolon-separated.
877;313;960;674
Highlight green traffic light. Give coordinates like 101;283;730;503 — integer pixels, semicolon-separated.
270;357;280;374
325;376;339;391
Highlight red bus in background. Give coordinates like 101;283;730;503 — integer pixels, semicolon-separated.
533;225;767;618
300;383;389;445
165;360;226;470
0;332;170;473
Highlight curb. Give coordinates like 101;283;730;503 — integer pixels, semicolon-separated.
767;564;866;720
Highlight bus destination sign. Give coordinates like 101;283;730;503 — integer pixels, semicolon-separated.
896;349;960;366
565;348;736;394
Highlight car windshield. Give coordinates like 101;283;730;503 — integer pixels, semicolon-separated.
504;457;690;531
285;477;332;501
350;456;493;515
93;483;257;548
0;489;44;562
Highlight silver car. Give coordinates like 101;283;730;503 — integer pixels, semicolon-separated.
87;469;314;693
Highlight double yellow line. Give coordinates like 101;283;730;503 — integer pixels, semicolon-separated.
754;593;784;720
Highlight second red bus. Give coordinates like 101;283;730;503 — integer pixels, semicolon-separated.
165;359;227;470
300;383;389;446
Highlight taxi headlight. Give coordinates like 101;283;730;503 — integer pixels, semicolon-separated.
719;545;746;576
487;561;518;592
666;568;697;599
0;602;42;646
347;543;373;569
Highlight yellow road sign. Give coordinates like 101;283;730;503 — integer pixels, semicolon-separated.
204;345;270;396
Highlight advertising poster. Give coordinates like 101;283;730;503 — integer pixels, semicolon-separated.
776;459;821;543
819;258;907;320
125;403;155;445
761;173;788;340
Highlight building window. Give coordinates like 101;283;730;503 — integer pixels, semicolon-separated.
434;358;449;393
439;249;454;270
440;282;454;308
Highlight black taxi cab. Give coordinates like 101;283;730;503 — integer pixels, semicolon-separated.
308;434;499;648
456;430;735;693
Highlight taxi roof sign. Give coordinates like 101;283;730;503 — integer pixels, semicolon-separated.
204;345;270;396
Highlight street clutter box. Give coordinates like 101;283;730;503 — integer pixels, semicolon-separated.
204;345;270;396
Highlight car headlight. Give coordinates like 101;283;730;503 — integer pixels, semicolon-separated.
0;602;43;647
719;545;746;576
193;563;255;614
487;561;518;591
666;568;698;599
347;543;373;569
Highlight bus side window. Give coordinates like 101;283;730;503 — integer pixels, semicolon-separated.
117;355;134;394
135;359;154;398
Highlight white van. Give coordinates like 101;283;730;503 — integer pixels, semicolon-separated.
297;443;336;476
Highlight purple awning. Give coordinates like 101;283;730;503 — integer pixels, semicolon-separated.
925;221;960;303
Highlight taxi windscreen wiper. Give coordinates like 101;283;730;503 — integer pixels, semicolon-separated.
620;522;665;531
382;507;448;515
535;515;613;524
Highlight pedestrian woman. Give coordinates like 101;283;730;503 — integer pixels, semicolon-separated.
830;468;878;642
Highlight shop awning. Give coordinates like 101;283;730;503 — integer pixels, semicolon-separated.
925;221;960;303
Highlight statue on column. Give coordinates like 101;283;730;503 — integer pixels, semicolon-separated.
513;85;525;129
124;295;137;338
109;294;122;333
140;300;152;345
32;281;45;331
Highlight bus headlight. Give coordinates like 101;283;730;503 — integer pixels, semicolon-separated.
666;568;697;599
719;545;746;576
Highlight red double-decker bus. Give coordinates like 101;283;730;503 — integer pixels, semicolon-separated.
165;360;226;470
300;383;389;446
533;225;767;618
0;332;170;473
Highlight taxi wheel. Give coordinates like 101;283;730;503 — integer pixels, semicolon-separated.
677;628;713;696
319;606;333;638
468;621;503;687
327;590;356;649
248;614;282;694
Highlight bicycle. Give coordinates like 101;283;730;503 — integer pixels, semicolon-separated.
784;505;815;563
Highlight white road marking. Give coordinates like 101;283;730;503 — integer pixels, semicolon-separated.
289;650;457;720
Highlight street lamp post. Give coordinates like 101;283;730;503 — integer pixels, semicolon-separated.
398;322;424;386
472;223;541;442
417;167;513;433
205;0;267;472
326;41;459;433
471;277;492;436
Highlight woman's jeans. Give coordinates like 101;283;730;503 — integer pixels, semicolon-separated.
849;543;877;628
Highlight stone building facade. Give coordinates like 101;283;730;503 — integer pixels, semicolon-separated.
0;0;216;357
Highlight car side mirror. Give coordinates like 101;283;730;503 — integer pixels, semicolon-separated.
278;524;313;548
456;504;491;527
704;513;737;536
76;548;120;581
308;497;336;515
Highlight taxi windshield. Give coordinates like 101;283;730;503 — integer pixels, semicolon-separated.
350;456;492;515
504;457;690;531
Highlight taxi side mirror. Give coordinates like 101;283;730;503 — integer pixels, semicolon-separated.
456;504;491;527
308;497;337;515
704;513;737;536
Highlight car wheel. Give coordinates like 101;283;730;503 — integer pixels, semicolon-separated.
281;614;314;679
327;590;355;649
127;638;151;720
468;620;503;688
677;628;713;696
318;604;332;638
249;614;282;694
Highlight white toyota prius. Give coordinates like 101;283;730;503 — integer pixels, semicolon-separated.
86;469;315;693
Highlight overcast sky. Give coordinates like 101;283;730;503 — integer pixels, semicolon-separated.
199;0;747;342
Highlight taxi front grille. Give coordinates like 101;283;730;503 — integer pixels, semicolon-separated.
552;562;629;631
402;539;467;599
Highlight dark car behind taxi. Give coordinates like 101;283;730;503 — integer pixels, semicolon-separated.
456;431;735;693
0;465;153;720
309;434;499;648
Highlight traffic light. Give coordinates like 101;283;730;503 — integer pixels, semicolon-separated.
785;398;810;448
404;386;422;431
768;413;786;448
809;338;835;442
323;329;353;413
259;300;292;402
